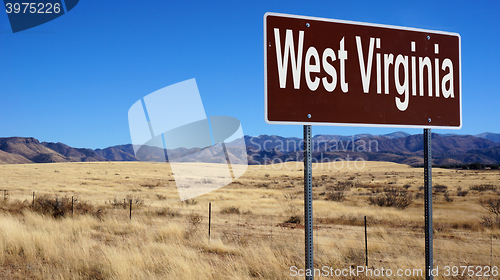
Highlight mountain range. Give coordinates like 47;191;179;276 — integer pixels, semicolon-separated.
0;132;499;166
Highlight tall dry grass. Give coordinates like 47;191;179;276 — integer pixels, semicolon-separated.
0;208;304;279
0;161;499;279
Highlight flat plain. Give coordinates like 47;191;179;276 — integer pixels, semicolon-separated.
0;161;499;279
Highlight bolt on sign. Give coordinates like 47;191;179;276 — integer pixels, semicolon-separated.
264;13;461;129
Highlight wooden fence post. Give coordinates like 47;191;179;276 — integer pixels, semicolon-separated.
270;214;273;247
208;202;212;241
129;199;132;220
365;216;368;267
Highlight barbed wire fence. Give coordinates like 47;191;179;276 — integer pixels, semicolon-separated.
1;188;499;270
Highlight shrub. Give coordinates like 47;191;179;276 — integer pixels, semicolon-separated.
32;195;93;218
156;194;167;200
479;198;500;216
129;196;144;206
94;208;105;221
367;187;413;209
434;184;448;193
325;191;346;202
107;196;144;209
338;214;360;226
182;198;198;206
469;162;482;170
480;215;500;228
338;180;354;189
471;184;497;192
0;199;29;215
283;193;300;215
343;249;365;266
107;198;126;208
220;206;240;214
34;196;68;218
184;212;203;239
284;215;301;224
457;190;469;197
188;212;203;226
444;192;453;203
156;207;180;217
72;198;94;214
259;182;270;188
327;180;354;192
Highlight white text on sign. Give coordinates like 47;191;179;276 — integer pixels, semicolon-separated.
273;28;455;112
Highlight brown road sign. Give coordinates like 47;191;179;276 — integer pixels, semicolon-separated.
264;13;461;129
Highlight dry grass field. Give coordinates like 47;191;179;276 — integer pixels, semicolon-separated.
0;161;499;279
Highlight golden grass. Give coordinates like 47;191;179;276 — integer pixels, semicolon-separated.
0;161;499;279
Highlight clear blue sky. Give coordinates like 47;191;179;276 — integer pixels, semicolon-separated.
1;0;499;149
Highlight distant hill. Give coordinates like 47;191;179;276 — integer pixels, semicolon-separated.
380;131;411;139
94;145;138;161
358;134;497;154
0;132;498;166
41;142;105;162
476;132;500;143
0;137;66;163
0;137;131;164
0;149;32;164
463;145;500;163
243;133;499;166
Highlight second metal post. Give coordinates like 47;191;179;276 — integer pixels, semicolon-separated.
424;128;433;279
304;125;313;280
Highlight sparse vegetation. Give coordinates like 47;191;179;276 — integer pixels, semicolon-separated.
343;248;365;266
444;191;453;203
184;212;203;239
480;215;500;228
367;187;413;209
155;206;180;217
106;196;144;208
283;193;300;215
471;184;497;192
220;206;240;214
434;184;448;193
334;180;355;190
0;161;499;279
429;163;500;170
1;195;93;218
479;197;500;229
325;191;346;202
457;189;469;197
181;198;198;206
284;215;301;224
480;198;500;216
469;162;482;170
155;194;167;200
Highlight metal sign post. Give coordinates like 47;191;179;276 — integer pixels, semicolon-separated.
424;128;433;279
303;125;314;280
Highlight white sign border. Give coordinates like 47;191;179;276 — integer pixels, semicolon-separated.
264;12;462;130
